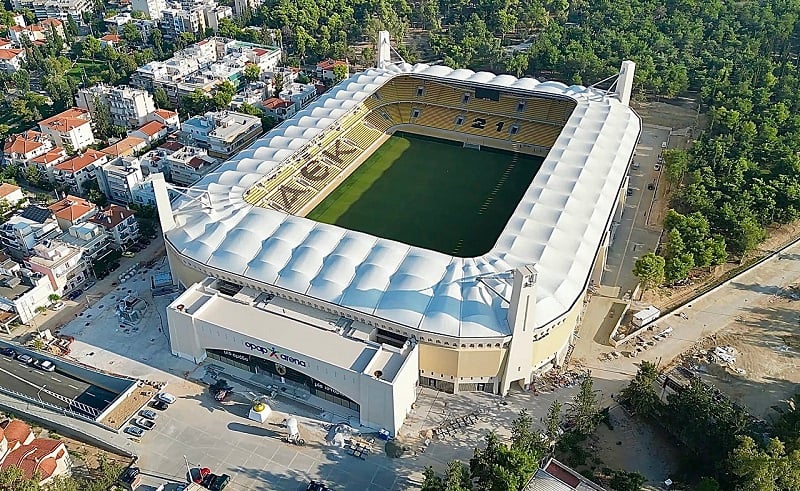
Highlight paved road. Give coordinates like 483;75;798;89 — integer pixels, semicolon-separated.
0;353;117;416
603;125;668;296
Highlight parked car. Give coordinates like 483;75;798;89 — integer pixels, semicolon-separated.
124;426;144;437
122;251;135;258
631;162;640;170
661;141;668;148
119;466;141;485
139;409;158;420
156;392;176;404
201;473;231;491
85;280;96;289
1;347;16;357
307;480;331;491
15;353;33;364
647;183;656;191
626;188;633;196
50;302;65;311
150;399;169;411
66;289;82;301
34;359;56;372
654;163;661;172
132;417;155;430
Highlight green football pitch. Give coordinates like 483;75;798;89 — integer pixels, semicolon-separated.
306;132;543;257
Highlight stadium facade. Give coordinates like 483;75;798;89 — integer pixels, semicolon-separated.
158;33;641;434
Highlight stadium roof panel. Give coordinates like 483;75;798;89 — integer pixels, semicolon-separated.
166;63;641;339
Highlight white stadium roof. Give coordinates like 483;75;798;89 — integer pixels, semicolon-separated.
166;63;641;339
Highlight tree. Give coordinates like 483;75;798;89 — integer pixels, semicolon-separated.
729;436;800;491
0;465;41;491
153;87;172;110
243;63;261;83
510;408;546;457
663;149;690;186
48;294;61;303
609;470;647;491
91;97;113;141
545;400;562;445
121;23;142;44
272;73;285;95
81;35;101;60
332;63;348;84
212;81;236;110
470;431;539;491
150;28;165;59
568;374;599;435
633;253;665;292
421;466;444;491
773;394;800;452
620;361;661;416
182;89;213;116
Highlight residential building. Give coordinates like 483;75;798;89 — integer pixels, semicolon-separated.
7;18;64;46
261;97;296;121
165;145;218;185
105;12;133;29
75;85;157;130
279;82;317;109
11;0;90;23
0;254;55;328
0;205;59;259
38;108;95;152
316;58;348;82
131;0;166;20
131;38;280;107
158;6;205;41
29;147;68;183
2;130;54;167
130;121;168;145
101;136;147;158
138;143;180;177
99;34;121;48
203;4;232;33
96;157;144;203
0;184;27;208
53;150;107;195
131;174;159;205
0;419;72;486
48;195;97;231
24;239;88;294
89;204;138;248
146;109;181;131
58;222;109;261
180;110;262;159
0;48;25;72
232;0;263;17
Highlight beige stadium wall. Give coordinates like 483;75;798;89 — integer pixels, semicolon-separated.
530;299;582;370
418;343;506;386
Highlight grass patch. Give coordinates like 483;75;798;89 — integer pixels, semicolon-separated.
66;60;109;85
0;103;28;134
307;132;542;256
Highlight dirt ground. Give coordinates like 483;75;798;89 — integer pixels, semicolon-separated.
674;288;800;419
100;382;163;430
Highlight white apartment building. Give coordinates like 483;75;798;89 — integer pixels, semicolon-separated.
232;0;263;17
0;184;27;209
88;204;139;248
0;48;25;73
158;6;206;41
180;110;262;159
2;130;54;167
131;174;159;206
96;157;145;204
53;150;107;195
29;147;68;183
0;206;59;259
75;85;157;130
131;0;166;19
0;254;55;329
38;108;95;152
8;18;65;46
24;240;88;294
13;0;92;22
165;145;219;186
58;222;109;261
279;82;317;109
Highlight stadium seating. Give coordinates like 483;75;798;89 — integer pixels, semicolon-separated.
344;122;382;149
512;121;562;148
364;110;394;132
415;104;462;131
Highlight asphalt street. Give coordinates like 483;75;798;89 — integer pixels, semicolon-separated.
0;353;117;416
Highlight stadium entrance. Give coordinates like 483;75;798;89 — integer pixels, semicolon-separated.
206;349;360;412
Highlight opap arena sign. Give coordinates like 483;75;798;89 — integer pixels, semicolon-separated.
244;341;308;367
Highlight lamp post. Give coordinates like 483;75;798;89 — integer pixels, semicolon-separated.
37;384;47;402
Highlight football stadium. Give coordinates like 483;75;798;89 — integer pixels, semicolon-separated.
158;33;641;433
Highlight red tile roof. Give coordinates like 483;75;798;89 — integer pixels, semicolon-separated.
54;150;107;172
317;58;348;71
159;141;184;152
0;183;21;198
48;195;95;222
3;130;46;155
1;419;32;447
39;18;63;28
0;48;23;60
0;438;65;482
39;107;91;132
136;121;166;137
154;109;178;120
0;39;11;48
262;97;293;110
101;136;145;156
89;204;135;229
100;34;121;42
30;147;66;165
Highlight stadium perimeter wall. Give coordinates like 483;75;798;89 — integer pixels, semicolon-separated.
388;124;552;157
